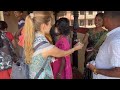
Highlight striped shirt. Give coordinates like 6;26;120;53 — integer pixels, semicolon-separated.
18;18;25;30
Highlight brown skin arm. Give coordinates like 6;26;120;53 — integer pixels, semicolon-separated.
97;68;120;77
12;39;16;48
56;57;66;79
87;64;120;78
15;28;22;39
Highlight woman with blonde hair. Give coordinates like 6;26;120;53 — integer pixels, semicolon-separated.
24;11;84;79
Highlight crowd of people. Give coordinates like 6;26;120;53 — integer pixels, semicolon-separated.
0;11;120;79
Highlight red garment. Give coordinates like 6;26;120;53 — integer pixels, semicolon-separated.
5;32;14;42
0;68;12;79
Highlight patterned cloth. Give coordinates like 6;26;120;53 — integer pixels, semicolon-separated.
29;32;54;79
84;29;108;79
93;26;120;79
86;29;107;60
0;32;15;71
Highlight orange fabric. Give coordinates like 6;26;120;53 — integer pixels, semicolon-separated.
18;29;24;47
0;68;12;79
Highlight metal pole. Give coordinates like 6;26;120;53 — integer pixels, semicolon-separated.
72;11;79;68
55;13;57;21
53;11;59;22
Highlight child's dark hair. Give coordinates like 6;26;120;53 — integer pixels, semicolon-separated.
50;24;56;45
0;21;8;48
0;21;8;31
55;18;70;36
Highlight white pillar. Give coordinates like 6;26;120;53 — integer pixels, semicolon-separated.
0;11;4;21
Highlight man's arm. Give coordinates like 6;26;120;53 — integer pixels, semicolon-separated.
96;68;120;77
87;63;120;77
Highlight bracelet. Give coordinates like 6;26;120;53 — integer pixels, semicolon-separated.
93;68;98;75
58;73;61;76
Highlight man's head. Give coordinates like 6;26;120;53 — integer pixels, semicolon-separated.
14;11;23;19
103;11;120;31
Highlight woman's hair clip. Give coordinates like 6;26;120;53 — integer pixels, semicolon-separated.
29;13;34;19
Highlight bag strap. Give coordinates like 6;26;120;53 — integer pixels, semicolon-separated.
1;32;17;59
34;41;48;51
34;59;48;79
94;31;107;49
34;41;48;79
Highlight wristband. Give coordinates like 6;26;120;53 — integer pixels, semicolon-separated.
93;68;98;75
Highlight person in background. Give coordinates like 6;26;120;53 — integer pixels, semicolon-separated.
0;21;16;48
51;18;72;79
14;11;25;59
24;11;84;79
14;11;25;39
0;21;16;79
87;11;120;79
82;13;108;79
